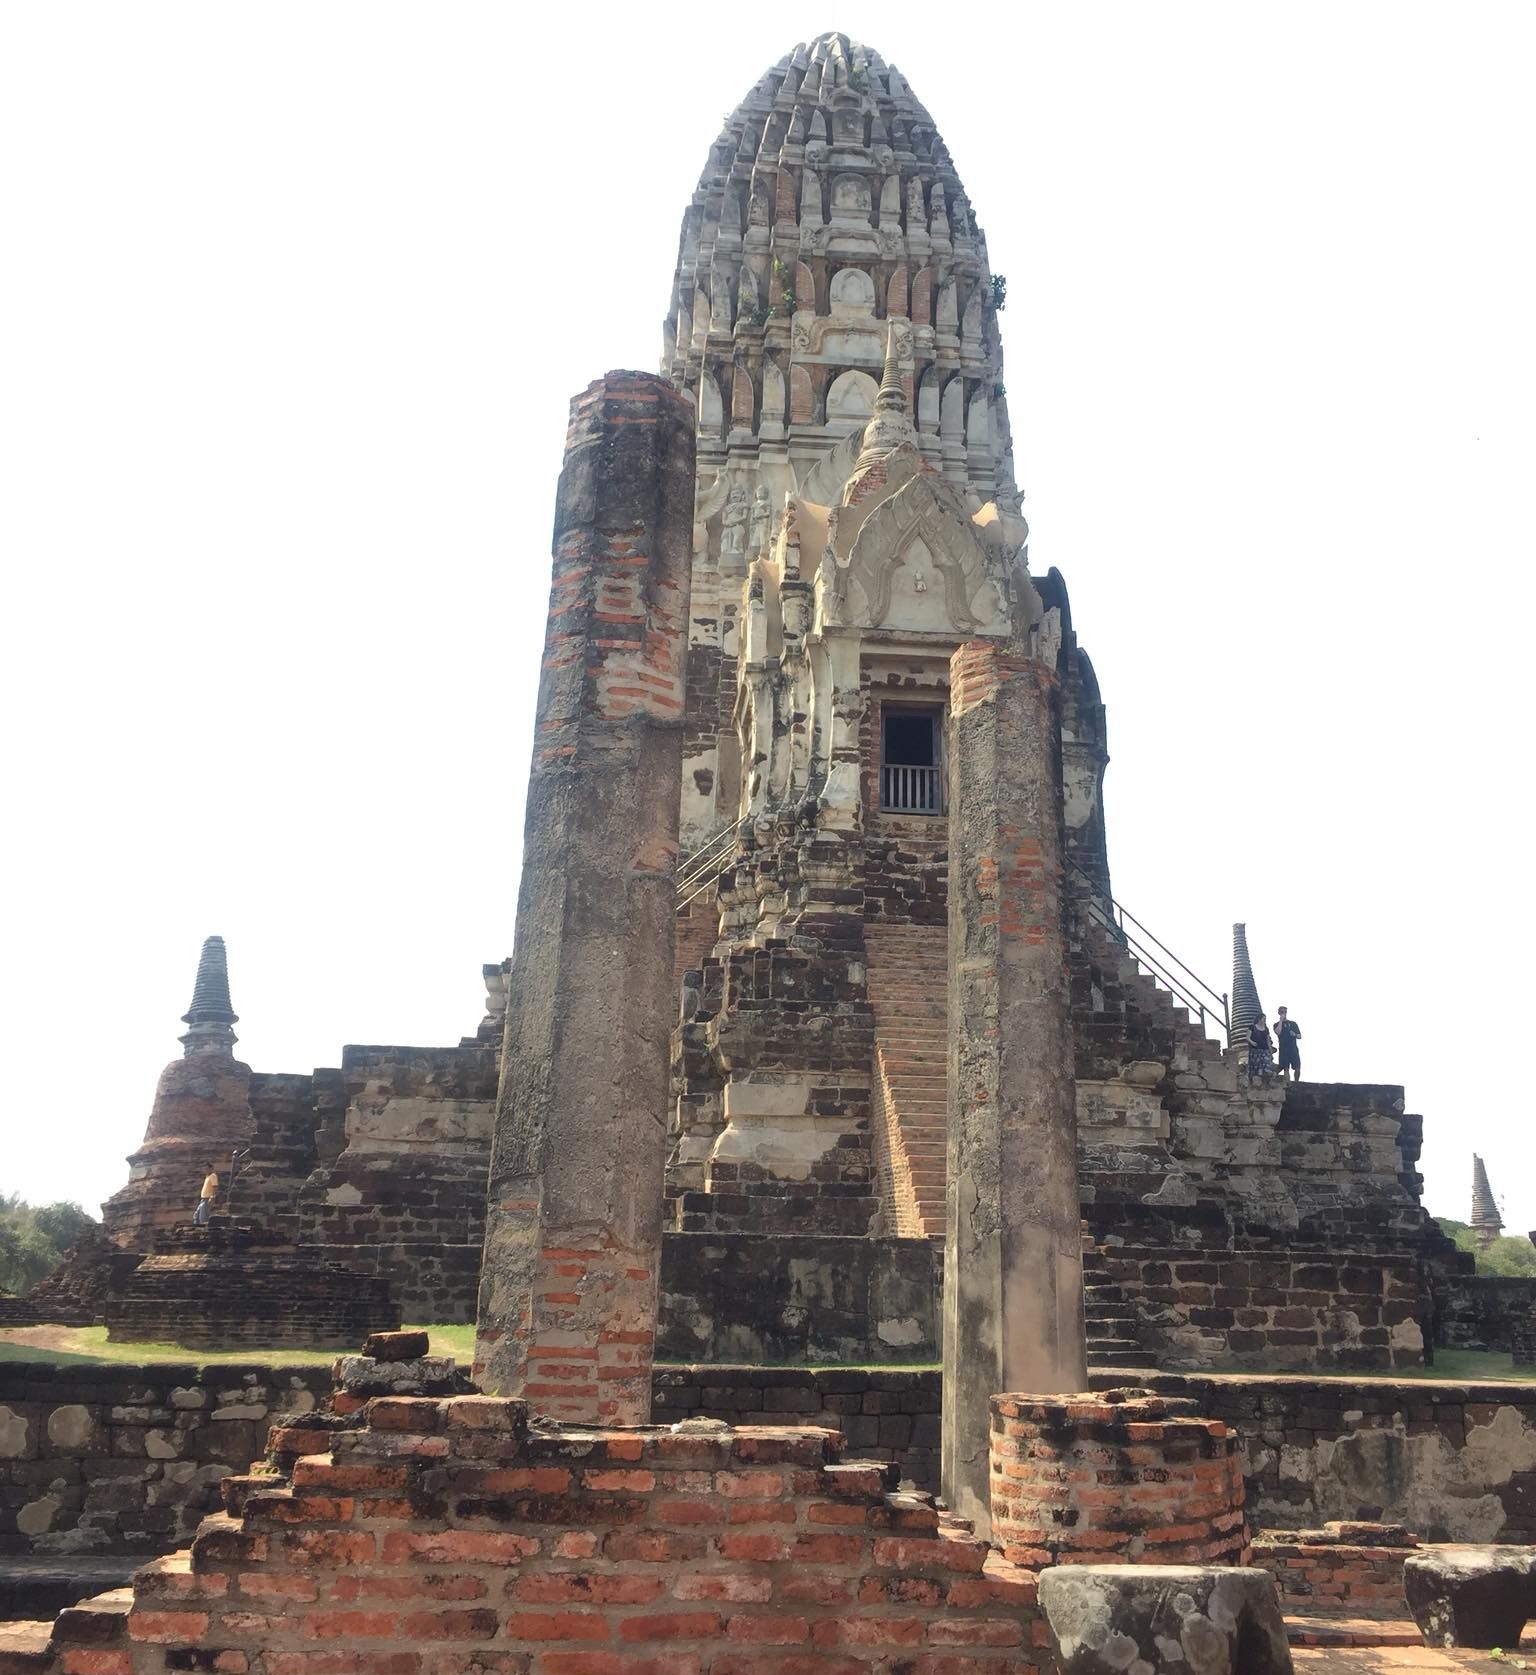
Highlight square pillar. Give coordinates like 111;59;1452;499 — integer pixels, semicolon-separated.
942;639;1087;1535
473;372;695;1423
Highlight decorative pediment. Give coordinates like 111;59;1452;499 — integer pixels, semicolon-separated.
833;472;1008;635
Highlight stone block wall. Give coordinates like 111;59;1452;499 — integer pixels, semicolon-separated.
94;1396;1047;1675
1121;1371;1536;1543
1432;1273;1536;1353
1089;1244;1426;1371
0;1363;330;1555
656;1233;937;1366
653;1365;940;1489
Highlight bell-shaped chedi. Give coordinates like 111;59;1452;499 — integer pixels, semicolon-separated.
101;936;254;1248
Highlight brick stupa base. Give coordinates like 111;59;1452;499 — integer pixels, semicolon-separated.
989;1388;1249;1567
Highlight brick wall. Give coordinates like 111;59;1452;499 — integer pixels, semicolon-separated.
1251;1525;1417;1615
93;1396;1045;1675
0;1363;330;1555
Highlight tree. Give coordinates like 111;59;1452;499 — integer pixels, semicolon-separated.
0;1194;98;1295
1434;1216;1536;1278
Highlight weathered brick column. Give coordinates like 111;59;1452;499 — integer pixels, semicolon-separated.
942;639;1086;1535
473;371;695;1421
991;1389;1249;1566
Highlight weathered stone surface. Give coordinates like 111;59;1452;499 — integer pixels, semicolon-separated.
331;1355;471;1398
361;1329;429;1362
1038;1564;1292;1675
1403;1546;1536;1648
473;371;695;1422
943;635;1085;1534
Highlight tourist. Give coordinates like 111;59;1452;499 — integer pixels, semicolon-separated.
1246;1013;1274;1085
192;1162;219;1226
1276;1006;1302;1082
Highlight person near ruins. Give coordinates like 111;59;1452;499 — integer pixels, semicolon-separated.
1275;1006;1302;1082
1246;1014;1274;1085
192;1162;219;1226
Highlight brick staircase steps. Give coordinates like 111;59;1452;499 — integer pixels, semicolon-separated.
865;923;949;1240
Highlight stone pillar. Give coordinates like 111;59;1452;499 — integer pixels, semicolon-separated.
942;639;1086;1535
473;372;695;1422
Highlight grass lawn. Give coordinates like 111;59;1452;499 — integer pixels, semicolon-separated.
0;1323;475;1368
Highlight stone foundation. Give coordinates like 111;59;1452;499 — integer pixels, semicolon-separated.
989;1389;1249;1568
657;1232;937;1365
104;1223;396;1351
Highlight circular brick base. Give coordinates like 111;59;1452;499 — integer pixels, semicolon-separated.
990;1387;1249;1567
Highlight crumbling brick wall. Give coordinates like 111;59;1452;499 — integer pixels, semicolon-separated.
100;1396;1044;1675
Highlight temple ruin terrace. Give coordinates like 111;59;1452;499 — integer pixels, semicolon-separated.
2;29;1533;1675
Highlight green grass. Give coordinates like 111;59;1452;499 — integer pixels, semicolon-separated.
0;1325;474;1368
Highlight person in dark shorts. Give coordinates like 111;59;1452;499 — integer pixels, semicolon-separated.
1246;1014;1274;1085
1276;1007;1302;1081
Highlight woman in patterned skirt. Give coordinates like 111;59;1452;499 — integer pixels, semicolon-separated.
1246;1014;1274;1085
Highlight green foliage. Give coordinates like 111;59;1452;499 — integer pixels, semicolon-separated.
990;273;1008;311
0;1194;96;1295
1435;1217;1536;1277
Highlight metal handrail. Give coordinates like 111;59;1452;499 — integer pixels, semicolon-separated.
676;814;751;909
1071;867;1229;1041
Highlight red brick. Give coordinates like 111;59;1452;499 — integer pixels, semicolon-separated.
503;1614;609;1643
332;1575;489;1604
714;1534;789;1562
724;1616;809;1645
279;1530;377;1566
858;1577;942;1606
805;1504;866;1526
815;1617;924;1647
239;1572;319;1601
724;1504;794;1527
584;1470;656;1493
788;1533;863;1564
775;1577;852;1606
653;1499;722;1526
427;1658;527;1675
383;1531;540;1565
304;1612;399;1640
538;1657;702;1675
712;1472;786;1500
554;1533;599;1559
616;1614;721;1643
399;1611;500;1641
512;1576;665;1606
267;1658;420;1675
926;1620;1022;1647
127;1613;212;1643
370;1398;442;1431
671;1576;771;1604
603;1532;706;1562
57;1655;133;1675
294;1460;413;1492
872;1536;987;1573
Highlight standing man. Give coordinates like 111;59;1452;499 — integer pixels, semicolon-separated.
1276;1007;1302;1082
192;1161;219;1226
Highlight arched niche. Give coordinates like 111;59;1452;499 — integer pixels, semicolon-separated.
698;374;724;439
826;368;879;431
831;172;873;218
829;267;876;317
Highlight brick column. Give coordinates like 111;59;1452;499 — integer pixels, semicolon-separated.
942;639;1087;1535
473;372;695;1422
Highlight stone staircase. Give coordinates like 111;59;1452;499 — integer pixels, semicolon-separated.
864;923;948;1240
1082;1238;1158;1370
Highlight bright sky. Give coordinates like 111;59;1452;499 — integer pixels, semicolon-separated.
3;4;1531;1241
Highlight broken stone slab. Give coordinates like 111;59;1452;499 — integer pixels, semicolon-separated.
331;1356;474;1398
1403;1546;1536;1649
361;1329;430;1362
1038;1564;1292;1675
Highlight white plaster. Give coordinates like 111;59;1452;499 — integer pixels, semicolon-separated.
876;1316;925;1347
17;1493;61;1536
0;1406;30;1458
46;1406;94;1449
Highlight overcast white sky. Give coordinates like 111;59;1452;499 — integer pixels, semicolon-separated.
2;3;1531;1242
